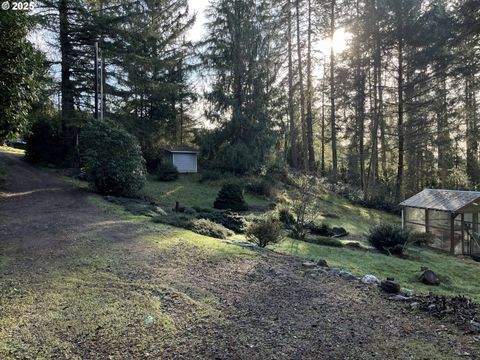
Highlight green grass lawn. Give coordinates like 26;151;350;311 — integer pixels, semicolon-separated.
141;174;270;210
271;238;480;302
314;191;400;235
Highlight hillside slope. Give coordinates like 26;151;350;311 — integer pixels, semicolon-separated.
1;151;479;359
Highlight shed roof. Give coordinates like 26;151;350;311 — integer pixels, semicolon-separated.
400;189;480;213
165;146;199;154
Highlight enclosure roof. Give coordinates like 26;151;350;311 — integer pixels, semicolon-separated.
400;189;480;212
165;146;199;153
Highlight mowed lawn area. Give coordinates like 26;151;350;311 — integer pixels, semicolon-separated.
272;239;480;302
141;174;270;210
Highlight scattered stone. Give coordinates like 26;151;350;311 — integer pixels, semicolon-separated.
469;321;480;334
410;302;419;309
302;261;317;269
317;259;329;267
401;288;414;297
420;269;440;285
361;274;381;285
417;294;479;330
380;279;401;294
144;315;155;326
327;268;341;275
390;294;410;301
338;270;357;281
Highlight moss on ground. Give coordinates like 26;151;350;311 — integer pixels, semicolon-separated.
272;238;480;302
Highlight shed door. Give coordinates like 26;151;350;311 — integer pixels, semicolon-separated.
173;153;197;173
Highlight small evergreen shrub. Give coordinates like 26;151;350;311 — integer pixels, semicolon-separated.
408;232;435;247
197;211;248;233
213;183;248;211
189;218;234;239
367;223;408;255
80;119;146;196
246;217;284;247
157;162;179;181
25;115;64;165
303;236;344;248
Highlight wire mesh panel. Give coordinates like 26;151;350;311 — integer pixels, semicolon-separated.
427;209;451;252
404;207;425;233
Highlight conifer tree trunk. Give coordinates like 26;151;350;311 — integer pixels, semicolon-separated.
330;0;337;180
287;0;298;168
296;0;307;170
306;0;315;170
395;5;405;201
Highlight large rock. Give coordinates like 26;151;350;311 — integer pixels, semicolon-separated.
380;278;401;294
302;261;317;269
317;259;329;267
469;321;480;334
361;274;381;285
420;269;440;285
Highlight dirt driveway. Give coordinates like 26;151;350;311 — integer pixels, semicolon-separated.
0;151;479;359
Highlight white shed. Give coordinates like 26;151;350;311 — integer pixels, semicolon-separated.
164;147;199;173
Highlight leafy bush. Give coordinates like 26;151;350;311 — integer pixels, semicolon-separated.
303;236;344;248
197;211;248;233
213;183;248;211
245;217;284;247
278;206;295;226
246;179;273;197
25;115;64;165
189;218;234;239
366;223;408;255
199;169;223;183
157;162;179;181
153;214;233;239
408;232;435;247
80;119;146;196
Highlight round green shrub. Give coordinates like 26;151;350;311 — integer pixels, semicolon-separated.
246;217;284;247
213;183;248;211
157;162;179;181
80;119;146;196
189;218;234;239
366;223;408;255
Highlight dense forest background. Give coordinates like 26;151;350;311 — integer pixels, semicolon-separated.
0;0;479;205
